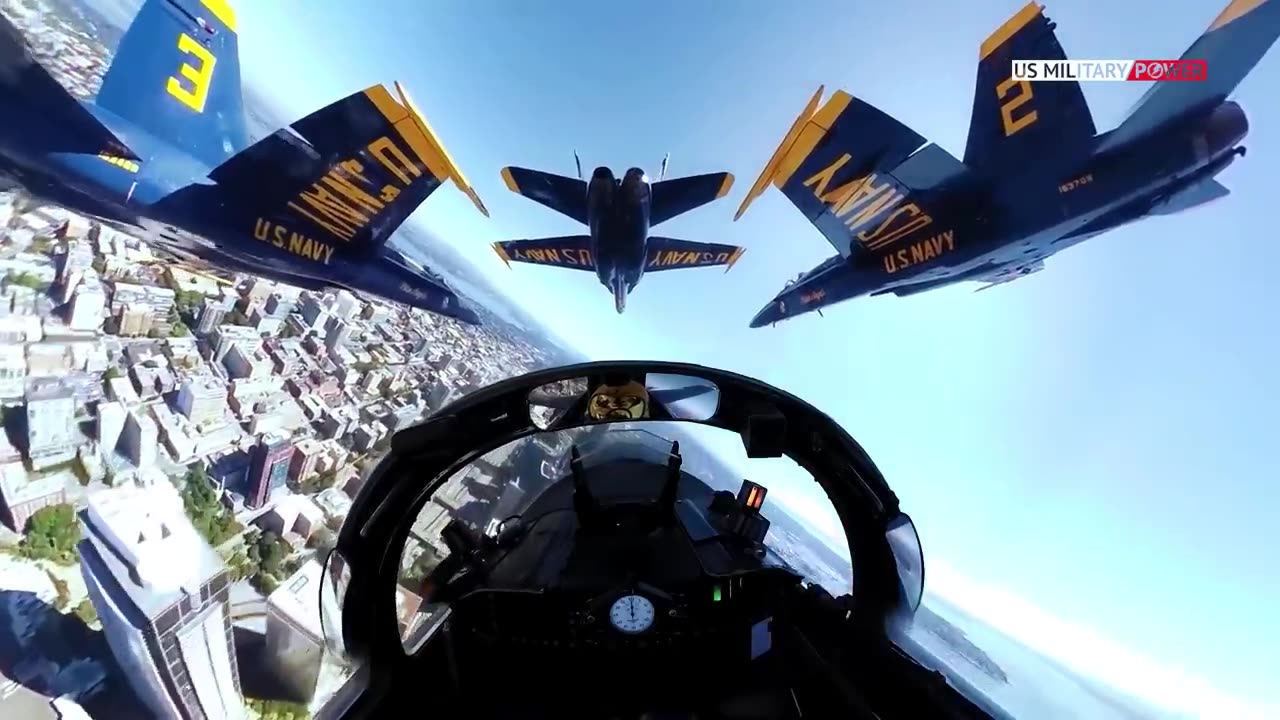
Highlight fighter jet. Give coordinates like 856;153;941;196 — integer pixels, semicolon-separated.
0;0;489;324
736;0;1280;327
492;153;746;314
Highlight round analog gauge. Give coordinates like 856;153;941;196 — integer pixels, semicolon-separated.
608;594;656;635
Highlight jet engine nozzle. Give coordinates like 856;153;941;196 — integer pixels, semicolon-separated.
1205;101;1249;158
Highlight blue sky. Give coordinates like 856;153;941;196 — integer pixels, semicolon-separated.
164;0;1280;716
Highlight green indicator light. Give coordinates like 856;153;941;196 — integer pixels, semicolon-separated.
713;585;722;602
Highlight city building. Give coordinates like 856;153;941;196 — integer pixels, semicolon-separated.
175;375;227;427
24;379;78;470
121;410;158;468
78;480;246;720
264;561;327;702
97;400;126;459
247;433;292;509
68;280;105;331
116;304;153;337
0;343;26;398
288;438;323;484
196;297;226;335
0;462;68;532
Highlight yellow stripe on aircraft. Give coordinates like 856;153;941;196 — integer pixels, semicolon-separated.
716;173;735;199
200;0;237;33
771;90;853;190
734;85;826;221
1209;0;1268;31
723;246;746;273
361;83;490;217
979;2;1042;60
492;243;512;268
500;167;521;194
395;81;489;217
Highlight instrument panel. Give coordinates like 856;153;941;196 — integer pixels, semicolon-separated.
452;570;799;663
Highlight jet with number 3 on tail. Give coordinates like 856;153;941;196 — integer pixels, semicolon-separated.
492;153;746;314
0;0;489;324
736;0;1280;327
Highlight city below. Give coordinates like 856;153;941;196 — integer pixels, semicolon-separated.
0;193;559;720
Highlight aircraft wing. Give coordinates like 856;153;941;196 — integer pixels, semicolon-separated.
1097;0;1280;154
735;87;970;260
644;237;745;273
207;82;487;263
648;172;734;226
493;236;596;271
0;13;138;159
500;167;589;225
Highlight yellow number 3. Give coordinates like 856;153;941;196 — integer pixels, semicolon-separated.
996;77;1038;137
167;33;216;114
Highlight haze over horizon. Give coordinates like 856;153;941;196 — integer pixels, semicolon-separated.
61;1;1280;717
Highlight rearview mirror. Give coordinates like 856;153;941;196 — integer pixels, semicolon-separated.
528;377;590;430
643;373;719;421
885;514;924;614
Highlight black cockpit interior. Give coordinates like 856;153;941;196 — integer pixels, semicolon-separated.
317;361;997;720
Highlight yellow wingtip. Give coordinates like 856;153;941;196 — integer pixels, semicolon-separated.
500;167;521;193
392;81;490;217
491;243;512;268
724;246;746;273
734;85;826;222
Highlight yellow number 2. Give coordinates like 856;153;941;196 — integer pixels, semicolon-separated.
166;33;216;114
996;77;1038;137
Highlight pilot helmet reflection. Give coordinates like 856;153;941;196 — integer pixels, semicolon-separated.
586;380;650;421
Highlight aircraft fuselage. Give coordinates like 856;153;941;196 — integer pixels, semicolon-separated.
753;101;1250;326
585;166;654;313
0;87;476;322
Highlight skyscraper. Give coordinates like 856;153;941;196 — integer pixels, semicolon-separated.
247;433;293;509
78;479;246;720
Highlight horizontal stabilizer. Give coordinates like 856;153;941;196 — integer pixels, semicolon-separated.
648;172;734;226
644;237;745;273
500;167;589;225
208;83;487;261
735;87;962;259
493;236;596;271
0;14;138;159
1150;178;1230;215
1098;0;1280;154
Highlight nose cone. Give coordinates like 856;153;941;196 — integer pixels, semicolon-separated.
749;300;785;328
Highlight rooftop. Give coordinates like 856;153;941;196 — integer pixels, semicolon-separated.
267;559;324;644
78;479;226;619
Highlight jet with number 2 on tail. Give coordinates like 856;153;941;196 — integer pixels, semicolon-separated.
0;0;489;324
735;0;1280;327
492;153;746;314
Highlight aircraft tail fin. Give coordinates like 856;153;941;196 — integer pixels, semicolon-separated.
964;2;1097;172
95;0;249;168
735;87;965;259
0;14;138;159
1097;0;1280;154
